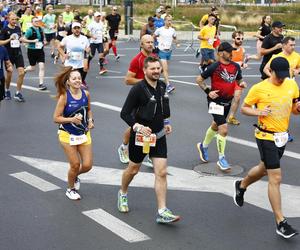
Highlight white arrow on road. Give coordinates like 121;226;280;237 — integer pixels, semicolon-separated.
11;155;300;218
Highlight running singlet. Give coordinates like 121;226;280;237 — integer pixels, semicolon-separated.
61;89;89;136
232;47;245;64
201;61;242;99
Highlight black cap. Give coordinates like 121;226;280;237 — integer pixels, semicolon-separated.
270;57;290;79
218;42;237;52
272;21;285;28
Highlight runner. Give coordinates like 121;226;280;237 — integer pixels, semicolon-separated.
54;14;66;64
199;6;220;30
118;56;180;224
0;45;13;106
62;5;74;25
106;6;121;61
234;57;299;239
0;12;26;101
118;34;155;164
228;30;247;125
53;66;94;200
87;12;107;75
154;15;180;93
19;6;34;34
100;12;109;63
24;17;47;91
196;42;247;171
140;16;155;38
161;5;172;19
42;4;56;58
83;9;94;26
58;22;90;87
259;21;284;80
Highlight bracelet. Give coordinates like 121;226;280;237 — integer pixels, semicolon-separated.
204;87;211;95
164;119;170;125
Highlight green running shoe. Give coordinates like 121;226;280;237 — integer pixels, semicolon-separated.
156;208;180;224
118;190;129;213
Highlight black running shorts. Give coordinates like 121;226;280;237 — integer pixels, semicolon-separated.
27;49;45;66
10;54;25;68
90;43;104;56
256;138;285;169
45;33;56;42
207;97;232;126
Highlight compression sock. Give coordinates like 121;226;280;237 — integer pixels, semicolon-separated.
203;126;217;147
216;134;226;158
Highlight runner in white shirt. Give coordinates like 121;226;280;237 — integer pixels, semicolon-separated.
154;15;180;93
87;12;107;75
58;22;90;88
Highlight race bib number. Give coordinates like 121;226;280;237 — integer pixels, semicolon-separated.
208;102;224;115
70;52;83;61
70;134;88;146
10;40;20;48
273;132;288;148
135;133;156;147
35;41;43;49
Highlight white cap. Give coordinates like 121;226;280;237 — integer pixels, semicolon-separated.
94;11;101;17
72;22;81;28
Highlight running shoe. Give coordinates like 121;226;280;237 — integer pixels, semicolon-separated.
74;177;80;191
233;180;246;207
196;142;208;163
118;190;129;213
38;84;47;91
103;58;109;65
145;156;153;168
115;55;120;61
14;92;25;102
198;65;203;74
54;56;58;64
4;90;11;100
217;156;231;171
51;52;56;58
166;84;175;93
276;219;299;239
228;116;240;125
288;133;294;142
156;208;180;224
99;68;108;75
118;145;129;164
66;188;81;200
195;48;201;58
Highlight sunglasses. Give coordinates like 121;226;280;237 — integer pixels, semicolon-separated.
236;37;244;41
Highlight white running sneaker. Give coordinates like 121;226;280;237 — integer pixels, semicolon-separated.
66;188;81;200
74;177;80;191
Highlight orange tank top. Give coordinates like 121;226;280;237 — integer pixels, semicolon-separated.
232;47;244;63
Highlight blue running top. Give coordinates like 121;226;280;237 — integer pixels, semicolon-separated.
61;89;88;135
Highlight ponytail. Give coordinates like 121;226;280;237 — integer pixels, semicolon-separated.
54;66;78;98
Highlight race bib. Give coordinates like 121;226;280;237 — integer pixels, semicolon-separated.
35;41;43;49
58;31;67;37
10;39;20;48
208;102;224;115
27;23;33;28
70;52;83;61
49;23;55;29
273;132;288;148
208;38;214;46
135;133;156;147
70;134;88;146
160;41;172;50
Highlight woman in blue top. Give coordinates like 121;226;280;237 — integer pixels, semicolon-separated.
53;66;94;200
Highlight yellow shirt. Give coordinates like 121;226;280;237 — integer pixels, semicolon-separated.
268;52;300;77
244;78;299;141
199;25;216;49
62;12;74;24
20;14;34;33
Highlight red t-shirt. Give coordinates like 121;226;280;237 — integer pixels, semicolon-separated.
201;61;242;99
128;52;156;80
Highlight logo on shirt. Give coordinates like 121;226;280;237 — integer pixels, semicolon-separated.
220;69;238;83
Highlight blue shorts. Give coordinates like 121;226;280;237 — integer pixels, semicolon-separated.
201;48;215;62
158;50;172;60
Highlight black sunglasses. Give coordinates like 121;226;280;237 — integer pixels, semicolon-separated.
236;37;244;41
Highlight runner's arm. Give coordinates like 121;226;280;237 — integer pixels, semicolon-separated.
124;71;142;85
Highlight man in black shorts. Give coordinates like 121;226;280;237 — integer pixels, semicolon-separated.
118;56;180;224
196;42;247;171
106;6;121;61
0;45;12;105
0;12;26;101
234;57;299;239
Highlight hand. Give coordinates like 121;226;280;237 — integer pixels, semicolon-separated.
140;126;152;137
292;68;300;76
176;43;180;48
239;81;247;88
88;120;94;129
274;43;282;50
258;105;271;116
208;90;219;99
241;63;248;69
164;124;172;135
71;114;82;125
34;39;39;43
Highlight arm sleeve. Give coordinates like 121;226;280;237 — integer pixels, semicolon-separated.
120;85;140;127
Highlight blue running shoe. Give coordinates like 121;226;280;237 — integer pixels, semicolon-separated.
196;142;208;162
4;90;11;100
288;133;294;142
156;208;180;224
14;92;25;102
217;156;231;171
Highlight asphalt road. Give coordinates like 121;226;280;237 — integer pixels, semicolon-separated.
0;39;300;250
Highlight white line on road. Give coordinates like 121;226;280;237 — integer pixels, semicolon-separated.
10;83;51;93
82;208;151;243
10;171;60;192
24;76;54;79
91;102;300;160
169;79;197;86
107;70;122;74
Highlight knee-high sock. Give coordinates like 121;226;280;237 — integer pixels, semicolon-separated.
216;134;226;157
203;126;217;147
112;45;117;56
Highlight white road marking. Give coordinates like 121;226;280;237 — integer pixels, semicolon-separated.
10;83;51;93
10;171;60;192
169;79;197;86
107;70;122;74
24;76;54;79
83;208;151;243
90;101;300;161
11;155;300;217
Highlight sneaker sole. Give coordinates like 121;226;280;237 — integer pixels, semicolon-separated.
217;161;231;171
196;143;208;163
118;148;129;164
233;180;243;207
66;193;81;200
276;229;298;239
14;98;25;102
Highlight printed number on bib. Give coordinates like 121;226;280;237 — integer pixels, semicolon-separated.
10;40;20;48
70;134;88;146
208;102;224;115
160;41;172;50
70;52;83;61
35;42;43;49
273;132;288;148
135;133;156;147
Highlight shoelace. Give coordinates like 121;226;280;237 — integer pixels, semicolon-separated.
121;195;128;206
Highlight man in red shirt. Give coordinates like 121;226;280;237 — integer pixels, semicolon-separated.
118;34;155;163
196;42;247;171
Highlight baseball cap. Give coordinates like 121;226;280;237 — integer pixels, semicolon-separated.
218;42;237;52
272;21;285;28
72;22;81;29
270;57;290;79
94;11;101;17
